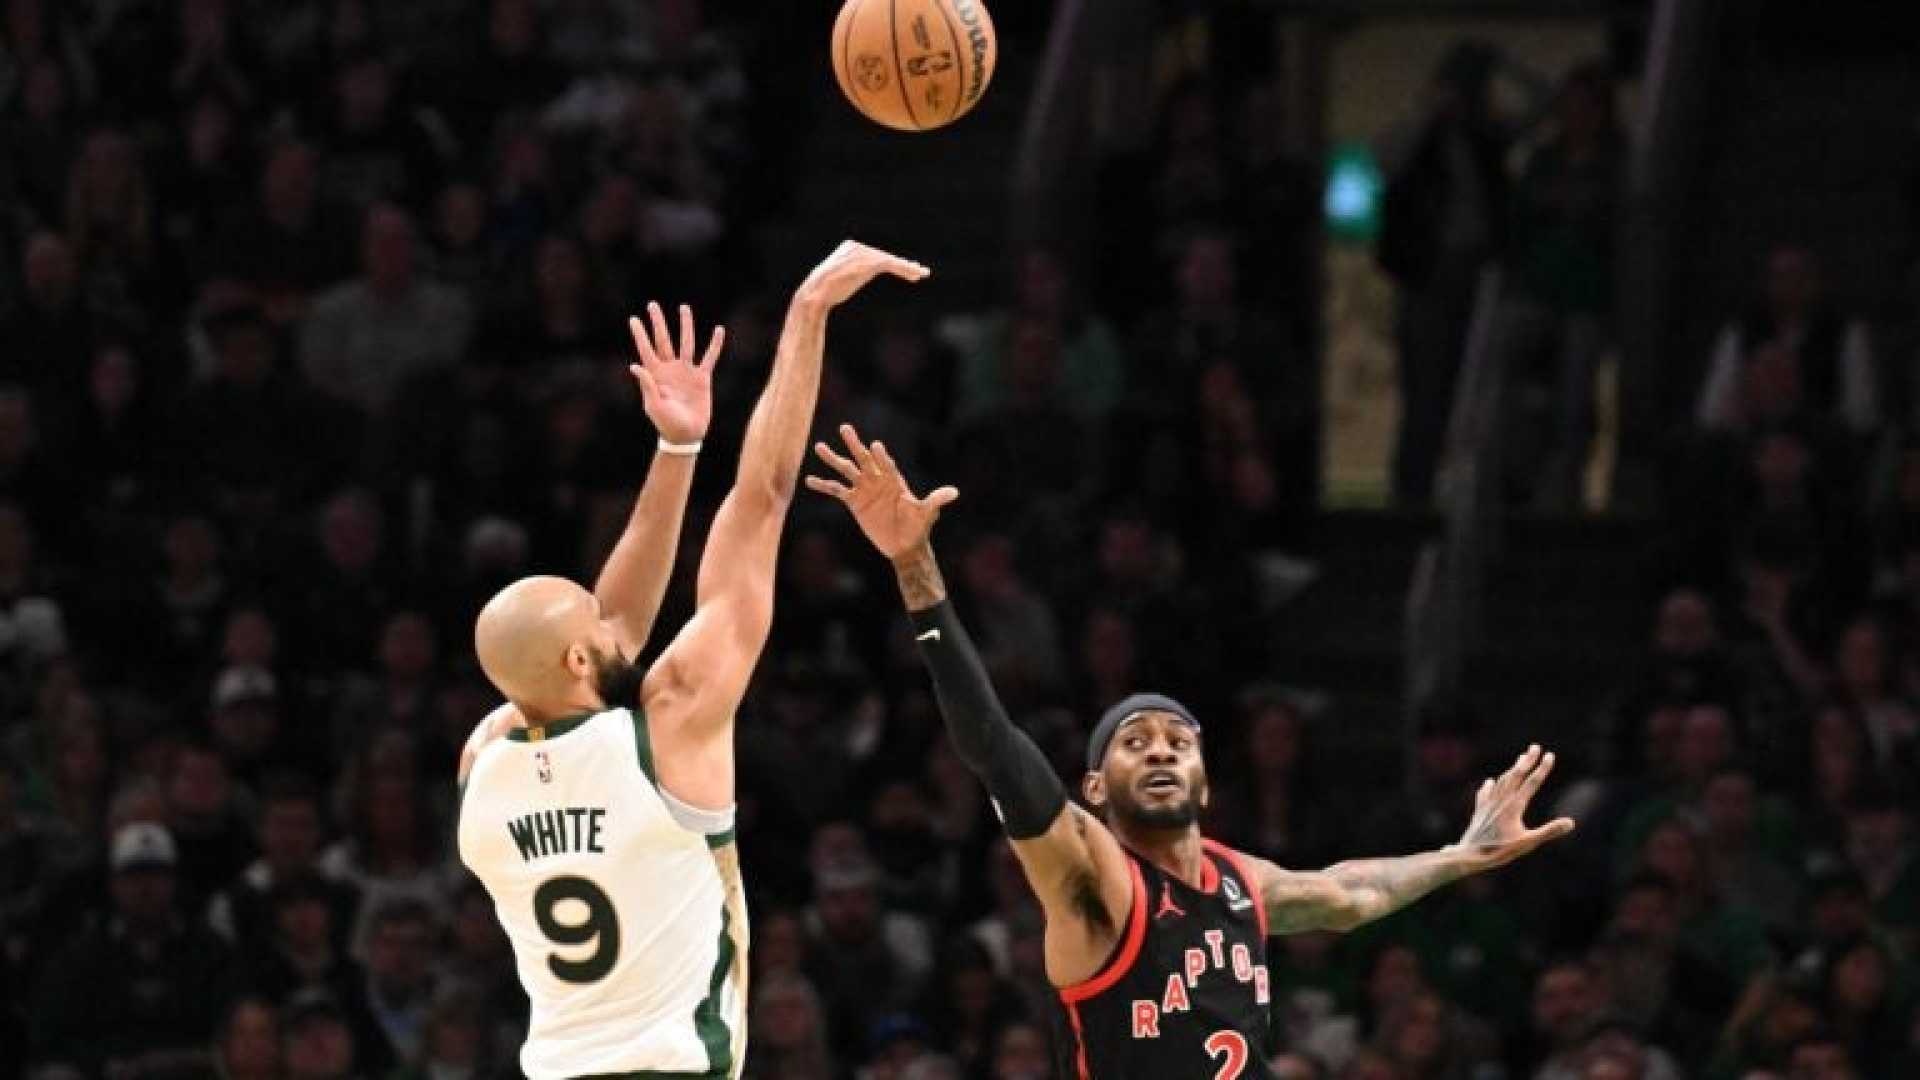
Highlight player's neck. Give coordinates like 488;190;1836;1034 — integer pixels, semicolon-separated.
520;692;606;730
1117;823;1207;891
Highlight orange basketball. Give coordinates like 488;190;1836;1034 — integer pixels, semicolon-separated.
832;0;997;132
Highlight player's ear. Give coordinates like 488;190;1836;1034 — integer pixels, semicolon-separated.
564;643;591;679
1082;771;1106;809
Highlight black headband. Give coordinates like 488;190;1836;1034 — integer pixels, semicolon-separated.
1087;693;1201;771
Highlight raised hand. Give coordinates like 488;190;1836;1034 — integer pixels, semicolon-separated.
796;240;931;310
627;301;722;445
1455;744;1576;870
806;423;958;560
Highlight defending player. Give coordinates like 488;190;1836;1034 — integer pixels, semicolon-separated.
807;423;1576;1080
456;243;928;1080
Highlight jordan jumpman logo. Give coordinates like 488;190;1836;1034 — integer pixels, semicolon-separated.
1155;882;1186;920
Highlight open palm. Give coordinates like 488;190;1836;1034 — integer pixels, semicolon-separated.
1456;744;1576;870
806;424;958;560
627;301;721;444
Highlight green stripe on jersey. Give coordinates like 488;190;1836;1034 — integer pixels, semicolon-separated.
704;828;736;850
572;1060;721;1068
630;709;658;785
507;711;595;742
693;905;737;1075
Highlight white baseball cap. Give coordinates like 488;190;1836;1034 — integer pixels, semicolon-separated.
110;821;178;872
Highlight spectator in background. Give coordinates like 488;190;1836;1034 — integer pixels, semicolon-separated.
0;231;90;386
752;971;839;1080
1500;62;1622;511
1377;41;1542;506
1208;684;1346;870
1842;794;1919;938
1697;246;1877;437
64;127;161;325
32;822;235;1077
988;1020;1051;1080
2;56;80;226
280;987;364;1080
0;387;61;550
171;293;344;521
212;141;351;331
952;247;1126;426
324;744;450;953
804;842;934;1061
330;609;443;754
167;737;255;909
352;897;440;1070
216;996;283;1080
1829;614;1920;772
300;203;474;418
69;338;163;529
295;487;398;678
310;48;450;214
435;0;565;149
208;774;360;951
158;87;255;259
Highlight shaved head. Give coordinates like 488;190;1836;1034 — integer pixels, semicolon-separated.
475;577;638;718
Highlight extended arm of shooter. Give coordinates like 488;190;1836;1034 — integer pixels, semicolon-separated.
643;244;926;734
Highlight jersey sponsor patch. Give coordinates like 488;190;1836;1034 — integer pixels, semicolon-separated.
1220;874;1252;912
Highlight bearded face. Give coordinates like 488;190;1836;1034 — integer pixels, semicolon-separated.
589;643;644;708
1089;712;1208;831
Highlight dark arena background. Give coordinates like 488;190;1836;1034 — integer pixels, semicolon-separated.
3;0;1919;1077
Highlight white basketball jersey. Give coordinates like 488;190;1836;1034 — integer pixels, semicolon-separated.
458;708;747;1079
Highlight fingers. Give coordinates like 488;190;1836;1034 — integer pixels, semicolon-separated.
839;423;876;473
628;316;660;367
700;326;726;371
803;475;850;500
879;255;931;282
1518;748;1558;802
1501;744;1542;791
869;440;899;478
629;363;659;405
1475;778;1492;809
677;304;695;365
813;440;859;483
922;486;960;511
1524;818;1578;848
646;302;675;366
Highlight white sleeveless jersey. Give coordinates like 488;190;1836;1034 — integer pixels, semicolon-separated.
458;708;747;1079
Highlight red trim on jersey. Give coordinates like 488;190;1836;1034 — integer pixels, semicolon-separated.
1199;853;1221;894
1203;838;1270;940
1058;857;1149;1005
1066;1001;1093;1079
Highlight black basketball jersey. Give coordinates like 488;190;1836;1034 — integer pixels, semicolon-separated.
1054;839;1275;1080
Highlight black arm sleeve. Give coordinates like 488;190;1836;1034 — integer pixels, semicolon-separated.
908;599;1068;839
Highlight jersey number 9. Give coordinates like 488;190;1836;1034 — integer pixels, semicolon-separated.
534;875;621;984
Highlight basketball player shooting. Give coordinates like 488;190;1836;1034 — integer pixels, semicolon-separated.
807;424;1577;1080
455;243;928;1080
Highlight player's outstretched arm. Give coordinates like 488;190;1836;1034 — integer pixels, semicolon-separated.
1250;744;1576;933
808;424;1136;985
643;245;928;740
592;304;723;657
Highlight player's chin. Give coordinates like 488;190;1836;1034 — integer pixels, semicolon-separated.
1119;794;1200;829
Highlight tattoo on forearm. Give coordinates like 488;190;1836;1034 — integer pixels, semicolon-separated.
894;543;947;611
1263;851;1471;933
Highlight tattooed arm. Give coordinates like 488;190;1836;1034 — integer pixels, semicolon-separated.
1250;744;1576;933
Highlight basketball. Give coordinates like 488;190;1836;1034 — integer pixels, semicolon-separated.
831;0;997;132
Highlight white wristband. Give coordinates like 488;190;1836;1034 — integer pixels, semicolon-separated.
657;437;703;457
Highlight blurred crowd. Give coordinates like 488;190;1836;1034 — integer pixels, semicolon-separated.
3;1;1916;1080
